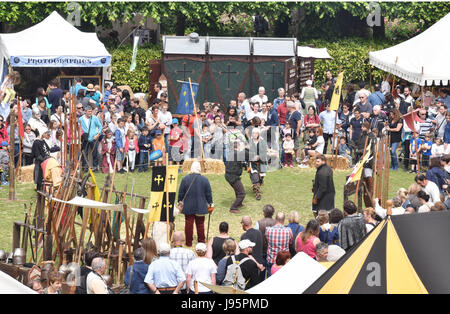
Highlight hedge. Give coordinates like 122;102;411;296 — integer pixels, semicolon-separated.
110;43;161;93
299;38;395;87
109;38;396;93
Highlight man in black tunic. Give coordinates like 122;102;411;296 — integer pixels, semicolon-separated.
312;154;335;217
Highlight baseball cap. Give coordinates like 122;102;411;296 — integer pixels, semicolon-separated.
155;130;162;135
195;243;207;252
158;243;171;254
1;141;8;147
239;239;255;250
436;97;445;104
172;118;179;124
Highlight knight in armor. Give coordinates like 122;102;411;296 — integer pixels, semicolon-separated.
248;127;268;200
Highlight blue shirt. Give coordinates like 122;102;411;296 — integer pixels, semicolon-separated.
124;260;151;294
78;115;103;142
266;108;280;126
319;110;337;134
422;140;432;156
445;123;450;144
144;256;186;288
22;107;32;124
71;83;87;97
410;138;422;154
273;97;285;110
368;91;385;107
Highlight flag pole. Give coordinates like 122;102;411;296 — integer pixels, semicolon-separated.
354;135;369;204
15;96;23;178
165;153;170;244
188;77;205;162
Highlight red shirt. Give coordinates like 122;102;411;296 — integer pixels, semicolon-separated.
277;103;288;125
169;127;183;147
304;114;320;130
182;114;196;137
265;224;293;264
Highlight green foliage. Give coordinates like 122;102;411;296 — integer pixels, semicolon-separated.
110;44;161;93
385;19;422;43
299;38;393;85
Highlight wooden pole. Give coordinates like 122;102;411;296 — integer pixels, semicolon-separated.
382;134;391;208
188;77;205;162
8;108;16;200
165;153;170;244
354;135;369;204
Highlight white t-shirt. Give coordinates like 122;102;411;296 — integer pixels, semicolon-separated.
423;181;441;204
186;257;217;293
158;110;173;134
250;94;268;107
431;144;445;157
315;136;325;154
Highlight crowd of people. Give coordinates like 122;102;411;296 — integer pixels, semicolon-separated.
3;71;450;294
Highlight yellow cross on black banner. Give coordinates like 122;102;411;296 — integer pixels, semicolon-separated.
148;166;179;222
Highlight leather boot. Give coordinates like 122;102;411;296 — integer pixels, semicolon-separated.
253;184;261;200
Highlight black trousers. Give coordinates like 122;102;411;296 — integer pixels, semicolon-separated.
227;178;246;210
323;133;333;155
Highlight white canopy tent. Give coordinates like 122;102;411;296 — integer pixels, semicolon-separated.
369;12;450;86
0;270;37;294
297;46;332;59
246;252;327;294
0;11;111;82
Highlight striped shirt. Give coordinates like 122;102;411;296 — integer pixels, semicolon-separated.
265;224;293;264
170;247;196;274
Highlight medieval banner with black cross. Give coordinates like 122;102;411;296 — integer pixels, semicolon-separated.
330;71;344;111
148;166;179;222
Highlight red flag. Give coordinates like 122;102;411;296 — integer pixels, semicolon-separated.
402;109;420;133
17;99;24;137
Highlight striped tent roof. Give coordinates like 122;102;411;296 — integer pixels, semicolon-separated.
304;211;450;294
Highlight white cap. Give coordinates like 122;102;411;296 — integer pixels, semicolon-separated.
195;242;207;252
239;239;255;250
306;79;313;86
158;242;171;254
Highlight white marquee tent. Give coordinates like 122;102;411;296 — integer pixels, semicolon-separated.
369;12;450;86
246;252;327;294
0;11;111;82
0;270;37;294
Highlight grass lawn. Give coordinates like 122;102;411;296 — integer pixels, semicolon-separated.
0;165;417;252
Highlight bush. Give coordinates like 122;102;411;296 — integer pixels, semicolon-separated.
299;38;394;87
110;43;161;93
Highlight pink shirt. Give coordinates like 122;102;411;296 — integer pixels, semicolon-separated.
296;234;318;259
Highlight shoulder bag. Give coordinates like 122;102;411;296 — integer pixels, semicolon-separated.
119;265;134;294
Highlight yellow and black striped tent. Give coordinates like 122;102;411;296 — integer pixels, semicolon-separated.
304;211;450;294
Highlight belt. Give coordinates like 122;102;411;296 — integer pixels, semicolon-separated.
157;287;176;291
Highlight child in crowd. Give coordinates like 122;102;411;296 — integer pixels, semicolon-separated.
114;118;126;173
421;133;433;169
338;136;352;166
0;71;21;108
301;129;317;163
0;141;9;185
23;124;36;166
169;118;183;165
124;129;139;172
101;129;115;174
103;83;111;104
283;133;295;167
316;210;339;245
409;131;421;173
152;130;165;166
138;127;151;172
201;124;213;159
431;137;445;158
282;122;294;139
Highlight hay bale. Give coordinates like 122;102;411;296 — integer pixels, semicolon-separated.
18;164;34;183
306;154;350;170
182;158;225;174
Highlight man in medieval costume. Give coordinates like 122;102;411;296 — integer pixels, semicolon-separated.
248;127;268;201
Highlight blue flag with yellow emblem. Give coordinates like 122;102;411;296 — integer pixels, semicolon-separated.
176;81;199;114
